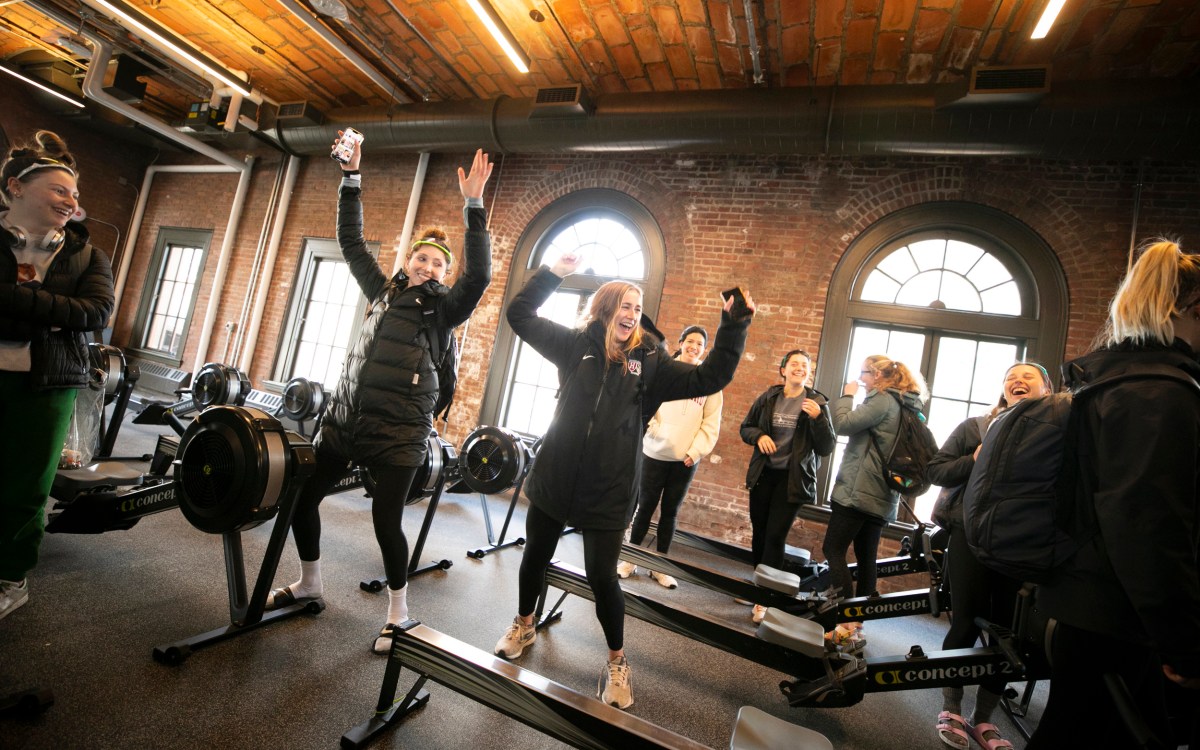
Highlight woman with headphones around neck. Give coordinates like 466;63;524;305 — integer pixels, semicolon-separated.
267;137;495;654
0;130;115;620
739;349;836;624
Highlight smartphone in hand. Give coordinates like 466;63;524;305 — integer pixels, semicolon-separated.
722;286;751;318
331;127;365;164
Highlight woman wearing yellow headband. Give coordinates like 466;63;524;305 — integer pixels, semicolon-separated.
267;135;495;655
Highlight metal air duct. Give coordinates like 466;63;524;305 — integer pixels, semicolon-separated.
274;79;1200;160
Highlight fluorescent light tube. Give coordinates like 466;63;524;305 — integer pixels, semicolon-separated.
1031;0;1068;39
464;0;530;74
0;63;86;108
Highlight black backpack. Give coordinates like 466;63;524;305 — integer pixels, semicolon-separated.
962;366;1200;583
868;392;939;497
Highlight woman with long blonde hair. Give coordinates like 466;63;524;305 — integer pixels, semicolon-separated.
823;354;928;648
494;252;754;711
1029;239;1200;748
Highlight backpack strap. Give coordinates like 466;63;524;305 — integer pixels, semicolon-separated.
866;391;905;464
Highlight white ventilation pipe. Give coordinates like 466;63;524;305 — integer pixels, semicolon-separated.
391;152;431;275
238;154;302;372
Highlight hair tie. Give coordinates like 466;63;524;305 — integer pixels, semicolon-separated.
412;238;452;264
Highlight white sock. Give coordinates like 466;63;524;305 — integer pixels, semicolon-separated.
387;584;409;624
288;559;323;599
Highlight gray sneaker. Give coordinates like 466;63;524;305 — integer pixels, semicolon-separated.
494;616;536;659
0;578;29;621
598;656;633;709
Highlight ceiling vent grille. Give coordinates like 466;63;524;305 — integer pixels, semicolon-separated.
529;84;594;118
970;65;1051;94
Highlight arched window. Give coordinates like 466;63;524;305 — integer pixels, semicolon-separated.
478;189;666;435
816;202;1067;523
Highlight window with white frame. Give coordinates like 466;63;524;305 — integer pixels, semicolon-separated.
273;237;377;391
816;203;1067;524
132;228;211;365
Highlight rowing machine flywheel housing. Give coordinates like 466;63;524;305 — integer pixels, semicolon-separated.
458;426;533;495
175;406;316;534
192;362;252;411
363;435;458;505
280;377;328;422
88;343;127;404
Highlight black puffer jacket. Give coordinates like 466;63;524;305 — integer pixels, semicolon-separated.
508;267;750;530
316;177;491;468
739;384;836;502
0;220;114;389
1037;341;1200;678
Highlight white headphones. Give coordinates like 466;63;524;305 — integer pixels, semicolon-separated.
1;220;66;253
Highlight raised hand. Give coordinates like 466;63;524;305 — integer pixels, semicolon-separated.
550;251;583;278
458;148;494;199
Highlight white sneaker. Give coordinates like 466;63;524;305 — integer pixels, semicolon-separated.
616;561;637;579
0;578;29;621
598;656;633;709
752;604;767;624
494;616;536;659
648;570;678;589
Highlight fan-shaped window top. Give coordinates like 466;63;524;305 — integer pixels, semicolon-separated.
860;238;1021;315
536;216;646;280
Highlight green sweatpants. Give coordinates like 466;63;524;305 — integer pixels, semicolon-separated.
0;372;77;581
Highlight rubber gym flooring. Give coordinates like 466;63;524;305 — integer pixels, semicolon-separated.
0;412;1046;749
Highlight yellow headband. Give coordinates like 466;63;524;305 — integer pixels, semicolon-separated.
412;239;452;264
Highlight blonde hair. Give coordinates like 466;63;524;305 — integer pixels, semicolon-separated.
864;354;929;403
1103;239;1200;347
582;281;644;364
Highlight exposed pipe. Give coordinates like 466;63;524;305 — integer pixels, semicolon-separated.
274;79;1200;160
239;155;302;373
274;0;412;104
741;0;765;86
81;38;245;170
191;156;255;375
230;156;288;364
391;152;431;276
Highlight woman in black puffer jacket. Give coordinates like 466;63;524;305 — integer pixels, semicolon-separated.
268;139;494;654
492;251;753;711
0;131;114;621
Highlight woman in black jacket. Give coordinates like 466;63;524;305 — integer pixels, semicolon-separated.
739;349;836;624
493;252;753;710
0;131;114;620
1028;240;1200;748
268;138;494;654
926;362;1052;750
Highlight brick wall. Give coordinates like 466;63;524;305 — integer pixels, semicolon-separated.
8;91;1199;592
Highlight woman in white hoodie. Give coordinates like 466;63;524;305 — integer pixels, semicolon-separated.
617;326;722;588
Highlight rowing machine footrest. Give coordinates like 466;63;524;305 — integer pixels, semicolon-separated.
756;608;826;659
754;564;801;596
783;545;811;566
730;705;832;750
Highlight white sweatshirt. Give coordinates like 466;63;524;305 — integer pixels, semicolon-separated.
642;390;723;463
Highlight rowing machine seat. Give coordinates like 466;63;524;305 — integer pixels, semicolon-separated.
753;564;801;596
755;608;826;659
730;705;832;750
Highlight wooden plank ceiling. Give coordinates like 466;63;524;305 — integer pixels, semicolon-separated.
1;1;1198;127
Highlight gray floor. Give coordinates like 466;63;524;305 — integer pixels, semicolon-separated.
1;410;1044;749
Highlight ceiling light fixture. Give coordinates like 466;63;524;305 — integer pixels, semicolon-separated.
82;0;252;96
0;61;86;108
464;0;530;74
1030;0;1068;39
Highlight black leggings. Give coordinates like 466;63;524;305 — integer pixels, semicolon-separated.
289;447;418;591
942;523;1021;695
518;503;626;651
821;500;885;599
747;467;804;568
630;456;698;553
